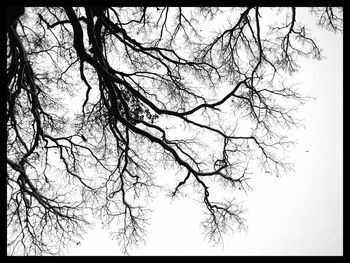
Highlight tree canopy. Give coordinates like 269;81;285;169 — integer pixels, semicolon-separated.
6;6;343;255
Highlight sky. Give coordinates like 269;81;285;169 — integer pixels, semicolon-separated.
64;8;343;256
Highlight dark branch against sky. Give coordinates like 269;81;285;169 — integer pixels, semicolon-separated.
6;6;343;255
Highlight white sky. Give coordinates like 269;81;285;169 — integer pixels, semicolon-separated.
65;8;343;256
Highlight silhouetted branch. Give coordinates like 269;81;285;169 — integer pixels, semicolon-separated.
7;6;342;255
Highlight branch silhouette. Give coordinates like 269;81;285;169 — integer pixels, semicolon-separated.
7;6;342;255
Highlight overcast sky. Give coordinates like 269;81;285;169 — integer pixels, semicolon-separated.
65;8;343;256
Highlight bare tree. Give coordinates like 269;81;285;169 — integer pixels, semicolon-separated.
6;7;343;255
